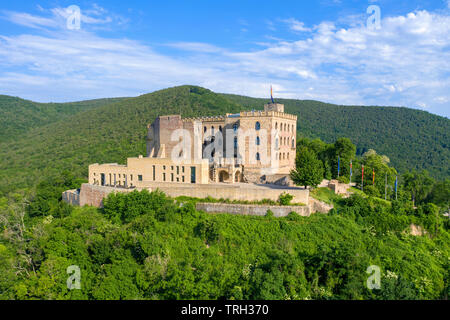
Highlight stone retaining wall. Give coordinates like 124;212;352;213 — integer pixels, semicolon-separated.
195;202;311;217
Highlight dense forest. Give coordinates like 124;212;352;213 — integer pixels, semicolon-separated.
0;85;449;300
0;175;448;300
0;95;126;143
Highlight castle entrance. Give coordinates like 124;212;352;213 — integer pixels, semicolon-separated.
218;170;230;183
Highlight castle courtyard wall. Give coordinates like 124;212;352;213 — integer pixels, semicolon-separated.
70;182;309;208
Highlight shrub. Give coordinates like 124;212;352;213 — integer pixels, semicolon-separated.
278;193;294;206
338;176;350;184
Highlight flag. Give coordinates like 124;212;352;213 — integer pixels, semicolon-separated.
350;160;353;177
271;85;275;103
338;156;340;177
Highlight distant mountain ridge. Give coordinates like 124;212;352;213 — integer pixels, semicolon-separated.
0;85;448;195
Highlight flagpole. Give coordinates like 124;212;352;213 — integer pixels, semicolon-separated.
350;160;352;185
338;156;340;178
385;173;387;200
395;175;398;200
362;164;364;192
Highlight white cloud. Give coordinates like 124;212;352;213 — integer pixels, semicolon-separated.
282;18;311;32
0;8;448;117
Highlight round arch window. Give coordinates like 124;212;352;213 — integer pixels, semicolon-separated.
255;122;261;131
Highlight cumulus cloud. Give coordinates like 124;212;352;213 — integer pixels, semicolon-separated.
282;18;311;32
0;7;448;117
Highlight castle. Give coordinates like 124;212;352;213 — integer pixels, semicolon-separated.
64;102;310;208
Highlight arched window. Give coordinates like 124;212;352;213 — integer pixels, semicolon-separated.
275;138;279;149
292;138;295;148
275;122;278;130
256;153;260;161
287;153;289;160
256;136;260;146
211;126;215;136
219;126;222;132
204;126;207;133
255;121;261;131
233;123;238;132
234;137;238;149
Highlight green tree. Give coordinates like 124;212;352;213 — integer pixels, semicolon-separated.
403;170;435;206
290;147;324;189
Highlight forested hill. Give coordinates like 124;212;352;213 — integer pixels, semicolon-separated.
0;85;448;195
0;86;244;194
0;95;127;143
222;94;450;179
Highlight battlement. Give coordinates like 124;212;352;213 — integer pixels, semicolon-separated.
239;110;297;120
182;116;226;122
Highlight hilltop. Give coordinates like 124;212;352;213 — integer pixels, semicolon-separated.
0;85;448;195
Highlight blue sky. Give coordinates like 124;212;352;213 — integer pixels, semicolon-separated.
0;0;449;117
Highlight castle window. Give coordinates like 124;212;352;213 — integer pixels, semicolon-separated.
256;136;260;146
171;173;174;182
163;173;166;181
233;123;238;132
275;122;278;130
204;126;207;133
219;126;222;132
177;166;180;174
138;175;143;181
211;126;215;136
292;138;295;148
256;153;261;161
234;137;238;149
255;122;261;131
182;176;185;182
275;138;279;150
182;166;185;173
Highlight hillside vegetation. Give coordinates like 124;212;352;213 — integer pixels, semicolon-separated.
222;94;450;179
0;86;243;195
0;85;448;196
0;95;126;143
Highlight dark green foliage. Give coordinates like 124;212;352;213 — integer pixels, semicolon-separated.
403;170;436;205
2;189;447;300
0;86;243;196
0;95;125;143
290;147;324;188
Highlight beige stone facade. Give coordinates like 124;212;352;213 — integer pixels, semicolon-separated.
145;102;297;184
89;156;210;187
79;102;304;208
